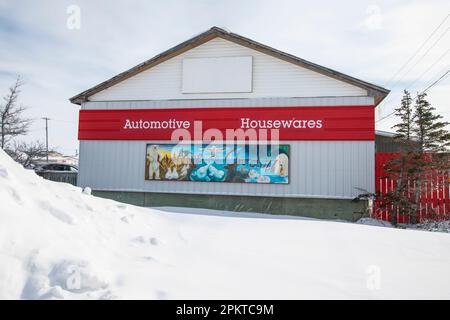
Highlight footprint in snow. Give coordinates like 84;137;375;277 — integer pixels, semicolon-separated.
132;236;158;246
117;203;127;210
0;166;8;178
120;214;134;223
38;200;75;225
8;186;22;203
141;256;155;261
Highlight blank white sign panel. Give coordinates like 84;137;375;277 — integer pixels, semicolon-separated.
182;56;253;93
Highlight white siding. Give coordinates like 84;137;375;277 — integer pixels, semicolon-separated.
78;140;374;199
182;56;253;93
89;38;367;101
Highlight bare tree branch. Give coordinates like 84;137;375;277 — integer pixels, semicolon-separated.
0;76;32;149
5;141;51;168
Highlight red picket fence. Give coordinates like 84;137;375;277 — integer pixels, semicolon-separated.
374;152;450;223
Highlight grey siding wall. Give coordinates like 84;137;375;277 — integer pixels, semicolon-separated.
78;140;374;199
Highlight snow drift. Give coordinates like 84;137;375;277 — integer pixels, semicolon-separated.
1;149;450;299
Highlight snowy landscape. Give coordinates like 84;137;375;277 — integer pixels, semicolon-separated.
1;148;450;300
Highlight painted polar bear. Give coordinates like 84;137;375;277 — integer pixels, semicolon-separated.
273;153;289;177
147;145;162;180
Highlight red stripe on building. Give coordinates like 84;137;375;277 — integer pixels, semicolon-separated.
78;105;375;141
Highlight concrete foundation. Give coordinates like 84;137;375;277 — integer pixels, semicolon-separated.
93;190;367;221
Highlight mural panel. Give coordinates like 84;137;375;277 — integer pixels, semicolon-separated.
145;144;289;184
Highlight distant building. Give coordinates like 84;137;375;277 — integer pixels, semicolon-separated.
375;130;421;153
35;151;78;166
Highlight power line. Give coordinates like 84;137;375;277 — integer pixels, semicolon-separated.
421;69;450;93
377;14;450;116
377;43;449;122
51;118;77;124
405;48;450;90
389;27;449;90
377;70;450;123
376;69;450;124
376;107;398;124
384;13;450;86
28;127;46;132
420;62;450;90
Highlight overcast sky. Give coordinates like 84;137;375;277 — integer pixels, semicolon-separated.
0;0;449;155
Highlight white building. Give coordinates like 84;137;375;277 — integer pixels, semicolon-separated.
70;27;389;220
35;151;78;166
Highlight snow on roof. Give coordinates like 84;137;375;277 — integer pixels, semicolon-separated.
375;130;397;137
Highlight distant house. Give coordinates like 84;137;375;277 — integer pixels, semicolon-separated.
35;151;78;166
375;130;422;153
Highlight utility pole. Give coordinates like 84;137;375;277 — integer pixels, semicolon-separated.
42;117;50;162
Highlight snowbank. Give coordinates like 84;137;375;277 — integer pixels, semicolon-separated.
357;217;450;233
356;217;394;228
1;149;450;299
411;220;450;233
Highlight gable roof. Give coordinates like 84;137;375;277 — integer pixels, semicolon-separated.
70;26;390;105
